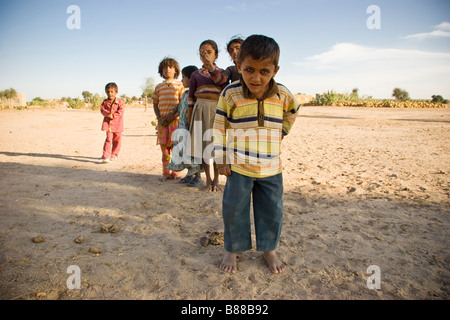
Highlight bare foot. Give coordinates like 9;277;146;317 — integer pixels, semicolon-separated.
263;251;286;274
212;183;223;192
220;251;237;274
202;182;213;192
160;175;174;182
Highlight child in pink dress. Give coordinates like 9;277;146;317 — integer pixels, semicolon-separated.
100;82;124;163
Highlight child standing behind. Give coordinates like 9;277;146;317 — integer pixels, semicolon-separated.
100;82;124;164
187;39;228;191
153;57;185;180
213;35;299;274
224;36;244;84
166;65;202;184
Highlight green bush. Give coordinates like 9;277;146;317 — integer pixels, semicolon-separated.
90;94;105;110
392;88;410;101
67;98;85;109
306;89;447;108
431;95;448;104
28;97;49;107
315;90;356;106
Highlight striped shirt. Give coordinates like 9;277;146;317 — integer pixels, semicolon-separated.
152;80;185;117
213;78;299;178
188;67;228;109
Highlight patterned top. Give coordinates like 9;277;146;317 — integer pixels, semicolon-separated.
167;89;201;173
188;66;228;109
213;78;299;178
152;80;185;117
175;89;189;130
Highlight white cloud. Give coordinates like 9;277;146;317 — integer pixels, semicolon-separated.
401;21;450;39
225;4;248;11
300;43;450;69
288;43;450;99
402;29;450;39
224;0;280;12
435;22;450;30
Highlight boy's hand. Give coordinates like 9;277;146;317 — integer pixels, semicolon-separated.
218;165;232;176
108;113;113;119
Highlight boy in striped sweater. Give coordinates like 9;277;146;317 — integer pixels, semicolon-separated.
213;35;299;274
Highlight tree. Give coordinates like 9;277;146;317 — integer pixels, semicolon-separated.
82;91;93;103
141;77;155;98
431;95;448;104
350;88;359;100
392;88;410;101
30;97;47;107
2;88;18;109
141;77;155;111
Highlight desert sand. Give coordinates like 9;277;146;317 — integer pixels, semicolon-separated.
0;105;448;300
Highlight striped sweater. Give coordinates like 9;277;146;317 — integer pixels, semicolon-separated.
188;66;229;109
152;80;185;117
213;78;299;178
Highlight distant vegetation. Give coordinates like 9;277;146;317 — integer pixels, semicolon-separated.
0;88;18;109
392;88;410;101
25;93;142;110
1;82;448;110
307;88;448;108
1;77;157;110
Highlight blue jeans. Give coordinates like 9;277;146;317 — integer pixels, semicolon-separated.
222;171;283;252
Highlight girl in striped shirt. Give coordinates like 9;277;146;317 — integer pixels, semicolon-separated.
152;57;185;180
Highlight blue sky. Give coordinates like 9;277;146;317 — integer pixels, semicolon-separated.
0;0;449;101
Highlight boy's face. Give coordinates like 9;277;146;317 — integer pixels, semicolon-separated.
227;43;241;64
182;74;190;88
162;65;176;80
106;88;117;101
237;56;279;99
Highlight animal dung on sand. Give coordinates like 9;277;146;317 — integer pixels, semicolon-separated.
200;231;224;247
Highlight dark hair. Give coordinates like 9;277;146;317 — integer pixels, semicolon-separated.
158;57;181;79
182;65;198;79
226;36;244;52
199;39;219;56
237;34;280;67
105;82;118;92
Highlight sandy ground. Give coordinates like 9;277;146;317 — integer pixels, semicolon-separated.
0;105;449;300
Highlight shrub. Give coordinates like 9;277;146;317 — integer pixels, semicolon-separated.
90;94;105;110
431;95;448;104
67;98;85;109
29;97;49;107
392;88;410;101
